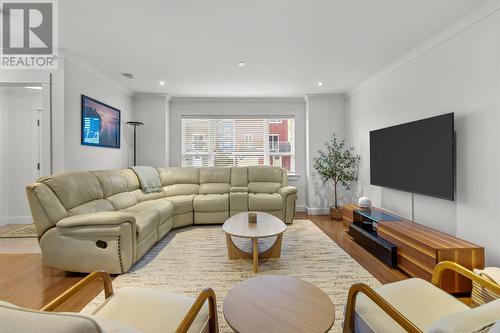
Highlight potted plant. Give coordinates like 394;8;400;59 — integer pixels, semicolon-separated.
313;134;360;220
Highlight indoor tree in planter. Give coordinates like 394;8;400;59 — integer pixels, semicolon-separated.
313;134;360;220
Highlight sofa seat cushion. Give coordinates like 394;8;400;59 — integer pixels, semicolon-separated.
194;194;229;212
94;287;209;333
166;195;195;215
248;193;283;211
127;210;159;242
355;278;469;333
122;198;174;224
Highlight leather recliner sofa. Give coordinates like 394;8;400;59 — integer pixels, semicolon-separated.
26;166;297;274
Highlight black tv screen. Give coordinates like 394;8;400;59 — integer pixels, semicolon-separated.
370;113;455;200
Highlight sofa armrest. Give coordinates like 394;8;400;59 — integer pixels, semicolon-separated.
278;186;297;224
277;186;297;197
56;211;136;228
432;261;500;295
343;282;422;333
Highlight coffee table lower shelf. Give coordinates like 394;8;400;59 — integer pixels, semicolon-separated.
225;234;283;273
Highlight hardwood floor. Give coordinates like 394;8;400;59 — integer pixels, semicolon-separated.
301;213;407;284
0;214;406;312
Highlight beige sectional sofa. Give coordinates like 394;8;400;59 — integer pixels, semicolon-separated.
26;166;297;274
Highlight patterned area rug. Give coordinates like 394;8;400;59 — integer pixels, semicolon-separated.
0;224;37;238
83;219;381;332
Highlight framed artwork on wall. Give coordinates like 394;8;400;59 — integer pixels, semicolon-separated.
81;95;121;148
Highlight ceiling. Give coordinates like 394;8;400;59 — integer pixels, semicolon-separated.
60;0;483;97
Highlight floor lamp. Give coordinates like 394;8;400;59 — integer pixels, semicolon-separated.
126;121;144;166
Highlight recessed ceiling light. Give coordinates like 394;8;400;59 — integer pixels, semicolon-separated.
24;86;42;90
238;61;246;68
121;73;134;79
317;81;324;86
159;80;165;86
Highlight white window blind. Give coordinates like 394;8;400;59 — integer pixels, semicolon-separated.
182;117;295;172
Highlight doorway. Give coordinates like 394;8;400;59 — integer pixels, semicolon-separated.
0;85;44;225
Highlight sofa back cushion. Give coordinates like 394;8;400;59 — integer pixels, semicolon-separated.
158;167;199;186
118;169;141;191
41;172;106;211
158;167;199;197
199;167;230;184
247;166;285;193
230;167;248;187
93;170;138;210
199;167;230;194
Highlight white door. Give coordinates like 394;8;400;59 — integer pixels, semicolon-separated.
32;109;42;179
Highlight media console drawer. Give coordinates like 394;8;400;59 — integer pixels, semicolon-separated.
377;220;485;294
348;222;397;267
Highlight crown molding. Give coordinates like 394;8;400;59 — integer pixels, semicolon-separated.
133;92;169;100
59;49;134;97
304;93;346;101
170;96;306;104
348;0;500;97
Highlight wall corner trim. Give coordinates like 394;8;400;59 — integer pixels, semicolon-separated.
347;0;500;97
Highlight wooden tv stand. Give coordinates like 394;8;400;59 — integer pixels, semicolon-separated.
343;205;485;294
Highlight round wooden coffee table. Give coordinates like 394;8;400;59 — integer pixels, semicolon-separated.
223;275;335;333
222;212;286;273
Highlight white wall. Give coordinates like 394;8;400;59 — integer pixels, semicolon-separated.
0;88;7;222
0;87;42;224
169;97;307;211
133;93;169;167
347;4;500;265
62;58;134;171
305;94;348;214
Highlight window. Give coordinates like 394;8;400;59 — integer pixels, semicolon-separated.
192;134;206;151
269;134;279;151
182;117;295;172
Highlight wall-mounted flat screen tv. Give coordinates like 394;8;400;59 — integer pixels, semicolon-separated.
81;95;121;148
370;113;455;200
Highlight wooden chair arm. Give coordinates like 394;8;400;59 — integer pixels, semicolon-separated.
41;271;113;312
343;283;422;333
176;288;218;333
431;261;500;295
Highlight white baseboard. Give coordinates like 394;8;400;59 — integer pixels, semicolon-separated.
296;205;305;212
0;216;33;225
305;207;330;215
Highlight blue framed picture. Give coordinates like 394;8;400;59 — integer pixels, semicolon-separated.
81;95;121;148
